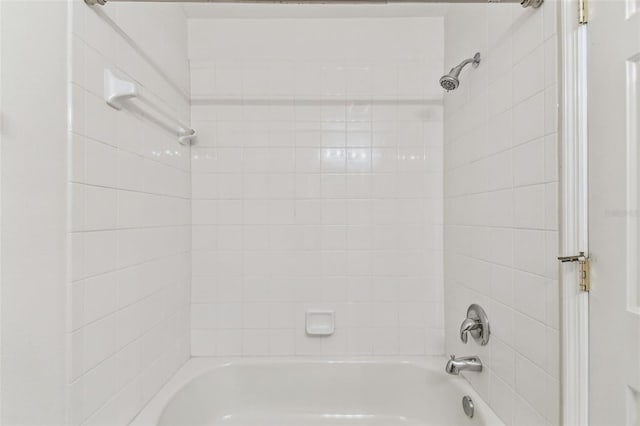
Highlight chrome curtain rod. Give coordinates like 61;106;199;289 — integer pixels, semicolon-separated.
85;0;543;9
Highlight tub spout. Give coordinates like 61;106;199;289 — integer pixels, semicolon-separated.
445;354;483;375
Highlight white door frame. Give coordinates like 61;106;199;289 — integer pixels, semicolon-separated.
559;0;589;423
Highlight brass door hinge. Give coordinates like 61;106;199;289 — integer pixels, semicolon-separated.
579;0;588;24
558;252;591;292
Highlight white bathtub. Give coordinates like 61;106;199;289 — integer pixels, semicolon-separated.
132;357;504;426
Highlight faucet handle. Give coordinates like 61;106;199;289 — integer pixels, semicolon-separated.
450;354;456;360
459;318;479;343
459;304;490;345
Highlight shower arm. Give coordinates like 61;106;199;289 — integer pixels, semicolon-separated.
449;57;478;74
85;0;543;9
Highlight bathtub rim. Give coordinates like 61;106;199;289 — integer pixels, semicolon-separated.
131;355;505;426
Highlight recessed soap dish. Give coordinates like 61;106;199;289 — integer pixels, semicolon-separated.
306;310;335;336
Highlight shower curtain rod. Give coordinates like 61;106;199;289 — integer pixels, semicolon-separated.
85;0;543;8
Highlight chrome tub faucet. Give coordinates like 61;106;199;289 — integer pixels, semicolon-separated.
445;355;483;375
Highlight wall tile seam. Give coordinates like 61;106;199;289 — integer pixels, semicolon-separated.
70;249;191;283
67;279;190;333
191;201;439;205
470;325;560;374
482;328;555;360
442;125;553;147
542;31;558;43
190;299;445;304
515;374;560;423
448;280;559;328
72;68;189;119
72;82;190;137
442;194;557;203
72;226;191;234
440;181;558;195
188;60;437;68
188;91;442;99
472;363;557;420
188;100;436;106
71;224;191;231
188;274;442;278
544;76;558;90
441;178;556;189
190;88;442;95
444;112;555;131
70;182;191;200
439;226;558;234
191;175;438;180
70;294;189;343
190;145;441;150
443;252;559;277
194;101;441;109
438;225;558;236
466;358;559;398
70;155;191;180
73;146;186;170
191;122;439;129
511;41;548;67
444;220;558;230
189;96;439;102
445;263;558;283
70;134;192;174
440;85;547;118
193;162;440;169
188;270;436;272
68;309;188;386
71;224;193;233
189;291;444;299
188;55;438;63
72;17;190;104
72;148;190;176
190;326;445;331
70;226;192;238
453;96;545;129
188;275;437;280
193;220;439;225
192;111;439;120
71;187;191;202
443;101;545;131
76;339;188;426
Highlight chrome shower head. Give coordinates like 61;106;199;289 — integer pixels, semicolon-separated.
440;52;481;92
439;74;460;91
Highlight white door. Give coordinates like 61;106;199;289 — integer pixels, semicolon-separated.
588;0;640;423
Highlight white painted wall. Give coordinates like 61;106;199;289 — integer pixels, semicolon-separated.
443;3;559;425
188;18;445;356
0;1;68;424
67;2;191;424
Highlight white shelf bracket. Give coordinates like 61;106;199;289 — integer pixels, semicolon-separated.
104;69;138;110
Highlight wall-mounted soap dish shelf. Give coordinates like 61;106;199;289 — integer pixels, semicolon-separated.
306;310;335;336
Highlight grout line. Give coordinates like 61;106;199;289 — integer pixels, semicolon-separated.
84;6;190;103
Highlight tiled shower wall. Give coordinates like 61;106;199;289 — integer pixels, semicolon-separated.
189;18;445;356
68;3;190;425
443;3;559;426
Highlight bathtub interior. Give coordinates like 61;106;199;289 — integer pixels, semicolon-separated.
151;359;501;426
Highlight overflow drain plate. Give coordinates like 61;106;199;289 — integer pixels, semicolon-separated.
462;395;474;418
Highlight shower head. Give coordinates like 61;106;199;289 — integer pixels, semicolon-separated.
439;52;481;92
439;74;460;92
